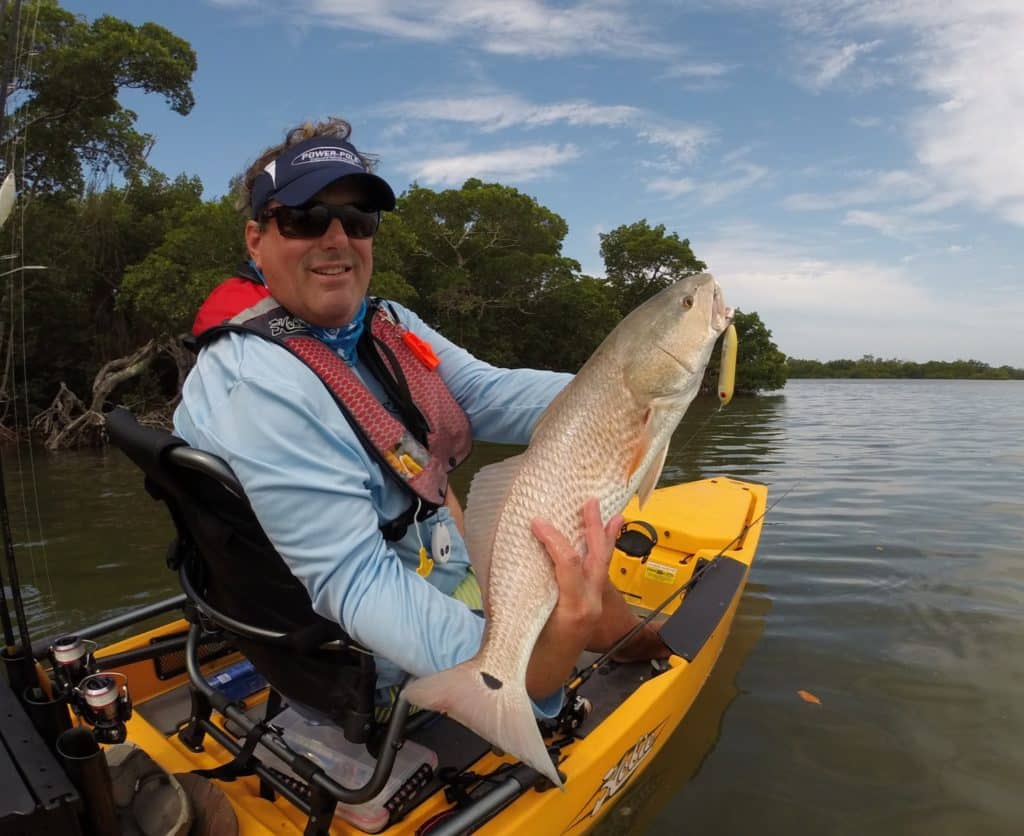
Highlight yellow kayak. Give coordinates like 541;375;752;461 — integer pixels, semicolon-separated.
77;476;767;835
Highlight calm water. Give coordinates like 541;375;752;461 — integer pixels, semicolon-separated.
3;380;1023;835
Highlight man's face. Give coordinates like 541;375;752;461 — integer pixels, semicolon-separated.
245;179;374;327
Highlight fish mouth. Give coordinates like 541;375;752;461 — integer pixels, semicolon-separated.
713;283;733;331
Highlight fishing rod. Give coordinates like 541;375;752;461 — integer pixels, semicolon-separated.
0;525;13;648
0;0;38;686
564;481;795;696
0;457;34;672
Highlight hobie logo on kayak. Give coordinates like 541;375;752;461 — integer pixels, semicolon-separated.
564;718;670;831
590;726;660;818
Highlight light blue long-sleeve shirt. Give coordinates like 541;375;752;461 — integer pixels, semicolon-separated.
173;300;571;708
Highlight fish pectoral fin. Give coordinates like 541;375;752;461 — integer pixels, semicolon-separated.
464;454;525;608
626;408;669;509
635;441;669;509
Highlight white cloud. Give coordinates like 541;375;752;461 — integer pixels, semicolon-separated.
697;223;1023;364
380;93;713;164
907;10;1024;227
700;162;769;204
647;153;767;203
637;125;712;163
784;169;936;211
851;115;882;127
842;208;953;238
405;144;580;186
664;61;736;79
212;0;669;58
803;39;882;90
661;61;738;88
648;177;697;198
749;0;1024;228
377;95;639;132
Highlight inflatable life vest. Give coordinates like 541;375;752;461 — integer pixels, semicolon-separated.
191;269;472;527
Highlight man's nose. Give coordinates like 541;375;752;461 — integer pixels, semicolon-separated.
320;217;349;245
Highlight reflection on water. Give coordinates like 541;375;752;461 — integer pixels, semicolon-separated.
597;585;772;836
2;444;177;642
3;380;1024;834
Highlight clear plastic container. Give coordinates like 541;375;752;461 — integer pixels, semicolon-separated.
259;708;437;833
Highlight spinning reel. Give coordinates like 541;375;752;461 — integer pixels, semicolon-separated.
48;635;133;744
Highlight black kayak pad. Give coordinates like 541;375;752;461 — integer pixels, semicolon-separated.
658;557;748;662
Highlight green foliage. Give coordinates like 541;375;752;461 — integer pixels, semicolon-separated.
119;195;245;335
371;210;420;309
3;0;196;194
517;273;621;372
0;0;793;422
703;310;788;394
395;178;580;366
17;172;207;392
787;355;1024;380
599;220;706;315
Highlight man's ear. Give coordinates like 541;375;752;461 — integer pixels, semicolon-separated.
245;220;263;267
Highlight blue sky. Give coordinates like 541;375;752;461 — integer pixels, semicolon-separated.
64;1;1022;366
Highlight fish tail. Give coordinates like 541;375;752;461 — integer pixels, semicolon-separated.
403;660;562;789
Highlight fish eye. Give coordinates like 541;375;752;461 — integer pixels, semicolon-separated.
682;295;694;309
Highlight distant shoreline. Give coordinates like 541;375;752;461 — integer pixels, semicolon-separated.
786;358;1024;381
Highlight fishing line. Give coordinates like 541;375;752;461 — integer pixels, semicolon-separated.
559;327;755;692
666;399;724;462
8;0;54;604
648;325;740;467
565;481;797;694
0;0;46;671
15;44;54;603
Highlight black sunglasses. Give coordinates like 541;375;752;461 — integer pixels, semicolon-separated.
260;202;380;240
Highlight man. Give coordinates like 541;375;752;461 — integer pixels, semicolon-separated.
175;118;665;718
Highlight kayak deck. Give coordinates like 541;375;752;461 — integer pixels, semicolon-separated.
91;476;766;835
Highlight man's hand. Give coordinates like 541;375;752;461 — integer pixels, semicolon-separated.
524;498;623;700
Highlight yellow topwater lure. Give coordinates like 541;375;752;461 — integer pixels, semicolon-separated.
718;323;738;407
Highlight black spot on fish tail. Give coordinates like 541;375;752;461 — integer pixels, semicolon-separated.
481;672;503;690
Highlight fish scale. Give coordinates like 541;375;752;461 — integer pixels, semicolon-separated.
404;273;732;788
479;387;643;676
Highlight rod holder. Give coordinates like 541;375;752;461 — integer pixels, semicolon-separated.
2;646;32;701
56;727;122;836
22;684;73;754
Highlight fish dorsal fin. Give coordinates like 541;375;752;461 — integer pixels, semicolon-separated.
464;454;525;612
627;407;669;509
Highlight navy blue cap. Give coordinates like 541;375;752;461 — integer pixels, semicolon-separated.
249;135;396;217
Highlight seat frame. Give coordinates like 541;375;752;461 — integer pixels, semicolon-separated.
106;408;413;836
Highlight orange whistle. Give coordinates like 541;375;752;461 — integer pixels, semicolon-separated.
403;331;440;370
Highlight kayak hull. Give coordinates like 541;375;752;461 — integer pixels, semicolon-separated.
92;476;767;834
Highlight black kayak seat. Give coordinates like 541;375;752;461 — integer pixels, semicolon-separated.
104;407;377;744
